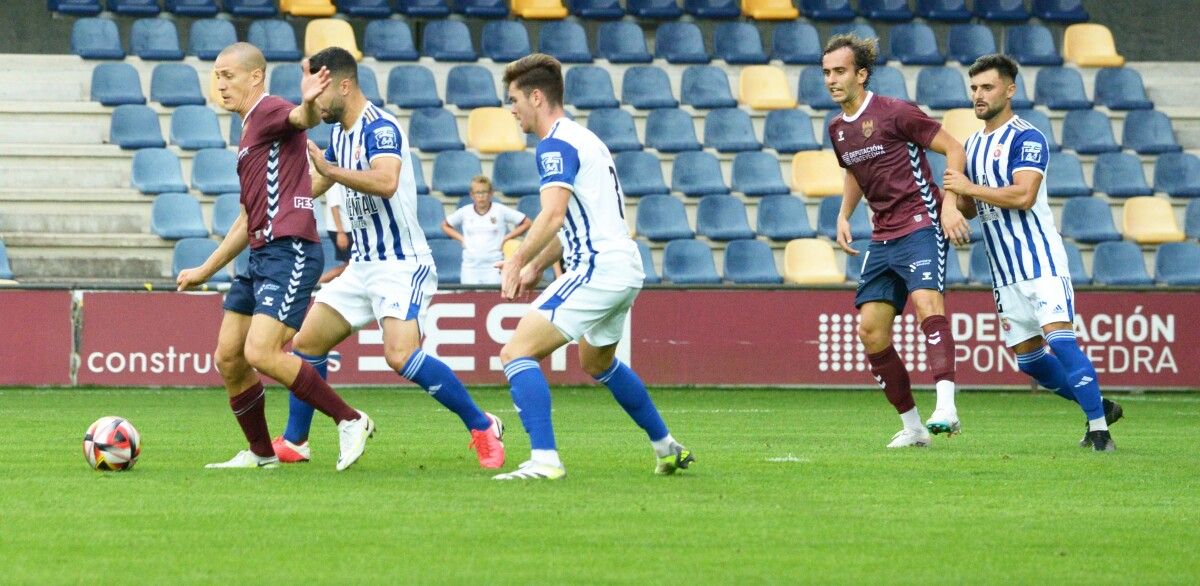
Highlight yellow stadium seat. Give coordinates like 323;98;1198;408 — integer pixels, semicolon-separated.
791;151;844;198
1063;23;1125;67
941;108;983;144
783;239;845;285
503;238;522;260
741;0;798;20
1122;196;1185;244
285;0;336;17
467;108;526;153
208;69;222;107
738;65;798;110
305;19;362;61
512;0;568;19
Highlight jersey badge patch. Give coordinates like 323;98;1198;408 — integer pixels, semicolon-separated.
1021;142;1043;163
374;126;398;150
540;152;563;177
861;119;874;138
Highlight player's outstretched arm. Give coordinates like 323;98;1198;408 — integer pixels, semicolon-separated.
308;140;400;198
287;59;330;130
500;186;569;299
928;128;971;245
836;173;865;255
176;208;249;290
944;168;1042;212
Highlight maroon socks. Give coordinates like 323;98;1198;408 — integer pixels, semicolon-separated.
230;382;273;457
867;346;915;413
289;360;359;423
920;315;956;384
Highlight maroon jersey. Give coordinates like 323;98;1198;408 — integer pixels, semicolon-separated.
828;93;943;241
237;95;319;249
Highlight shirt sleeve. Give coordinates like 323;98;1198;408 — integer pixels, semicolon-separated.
364;120;403;163
252;98;300;141
1008;128;1049;179
894;101;942;148
536;137;580;192
445;206;465;229
500;203;527;226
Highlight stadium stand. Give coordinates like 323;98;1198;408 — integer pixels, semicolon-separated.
151;193;209;240
417;196;448;241
568;0;623;19
1034;0;1089;23
860;0;913;21
130;18;183;61
663;239;721;284
337;0;393;17
597;22;652;63
132;148;188;194
189;19;237;61
286;0;336;17
455;0;510;18
1091;241;1152;286
724;239;783;284
682;66;738;109
917;0;971;22
210;193;240;238
616;151;670;196
364;20;417;61
940;108;983;144
655;22;710;64
513;0;569;19
917;67;972;110
704;108;761;153
756;195;816;241
226;0;277;17
637;240;661;284
1094;67;1153;110
516;194;541;219
388;65;442;109
481;20;531;62
492;151;541;197
173;238;229;283
564;66;619;109
1063;241;1091;285
432;150;483;196
423;20;477;62
870;66;910;101
1010;73;1034;110
646;108;702;153
539;21;592;63
714;22;768;65
739;65;797;110
268;64;302;105
109;105;165;149
91;63;144;105
763;109;821;153
191;148;240;195
167;0;219;16
448;65;502;109
1155;242;1200;286
247;19;301;61
305;19;361;60
842;239;870;283
782;239;843;285
1154;153;1200;198
399;0;451;17
1063;24;1124;67
71;18;123;60
1186;201;1200;239
52;0;103;15
357;65;384;107
889;23;943;65
791;151;843;198
974;0;1029;22
1046;152;1092;197
1093;152;1153;198
770;21;820;64
429;240;463;284
685;0;740;19
799;0;852;21
622;66;678;109
817;197;871;241
731;151;790;196
798;66;837;110
1123;197;1186;244
1034;67;1092;110
1060;197;1121;243
1015;109;1059;151
628;0;683;19
1006;24;1063;66
1122;110;1182;155
946;24;995;65
672;151;730;197
411;153;430;195
831;23;888;63
409;108;464;151
466;107;525;153
587;108;643;152
967;242;992;285
169;105;225;150
1062;110;1120;154
744;0;799;20
696;195;755;241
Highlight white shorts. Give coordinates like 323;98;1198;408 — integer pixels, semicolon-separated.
995;275;1075;347
314;261;437;331
531;271;638;347
460;261;501;285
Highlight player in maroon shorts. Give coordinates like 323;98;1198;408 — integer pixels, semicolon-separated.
176;43;373;470
822;35;972;448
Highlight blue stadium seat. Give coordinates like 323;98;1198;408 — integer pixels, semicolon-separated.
586;108;642;152
1009;73;1034;110
481;20;531;63
889;23;942;65
423;20;477;62
1033;0;1088;23
411;152;429;195
108;0;159;16
229;114;242;145
704;108;761;153
388;65;441;109
170;105;225;150
1062;110;1120;154
663;239;720;284
764;109;820;154
409;108;464;151
817;197;871;241
926;150;946;188
174;238;229;282
616;151;669;196
192;148;239;195
800;66;838;110
974;0;1029;22
696;195;755;241
944;247;967;285
338;0;394;17
1154;152;1200;198
211;192;240;237
565;66;618;109
152;192;209;239
724;239;782;284
672;151;729;197
636;194;694;241
225;0;277;17
429;240;463;284
1094;68;1153;110
636;240;660;284
247;20;300;62
310;120;334;150
757;195;815;241
1123;110;1182;155
1006;24;1062;66
1093;152;1152;198
872;65;910;101
1015;109;1058;151
167;0;219;16
916;67;971;109
946;24;995;65
646;109;701;153
801;0;855;21
0;240;12;280
916;0;971;22
968;242;993;285
539;21;592;63
1061;241;1090;285
52;0;103;15
567;0;624;19
132;148;187;194
714;23;768;65
455;194;473;209
446;65;501;109
454;0;508;18
91;63;145;106
130;18;183;61
830;23;888;63
71;18;124;60
517;194;541;219
268;64;301;105
1046;151;1091;197
417;196;448;240
232;246;250;278
357;66;384;107
1060;197;1120;243
771;22;821;65
189;19;236;61
628;0;683;19
364;20;418;61
732;151;789;196
492;151;540;197
1034;67;1091;110
399;0;450;17
1187;200;1200;238
655;23;710;64
597;22;652;63
622;66;678;109
859;0;913;21
681;66;737;109
109;105;164;149
152;64;205;106
685;0;739;19
1092;241;1152;286
1155;242;1200;286
432;150;482;196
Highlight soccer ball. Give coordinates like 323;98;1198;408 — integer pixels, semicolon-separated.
83;416;141;471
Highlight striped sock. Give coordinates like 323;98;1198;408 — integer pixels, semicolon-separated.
1046;329;1104;420
504;357;556;450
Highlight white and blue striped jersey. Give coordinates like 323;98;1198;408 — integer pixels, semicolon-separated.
323;103;430;265
964;115;1068;287
536;118;644;289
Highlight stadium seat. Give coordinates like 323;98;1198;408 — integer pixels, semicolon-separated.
770;21;821;65
889;23;943;65
174;238;229;282
968;242;993;285
152;192;209;239
480;21;531;63
799;66;838;110
565;67;618;109
732;151;789;196
681;66;737;109
1093;152;1152;198
596;22;652;64
636;194;694;241
739;0;799;20
453;0;508;18
109;105;164;149
791;151;843;198
1035;68;1093;110
1060;241;1091;285
871;65;910;101
150;64;204;107
946;24;995;65
673;151;729;197
387;66;441;109
410;153;429;195
704;108;761;153
916;0;971;22
53;0;103;15
226;0;277;16
628;0;684;19
841;239;871;283
189;19;236;61
714;22;768;65
916;67;971;109
783;239;843;285
831;24;889;64
655;23;711;64
944;247;968;285
764;109;820;154
446;65;501;109
1154;152;1200;199
1060;197;1120;244
132;148;187;194
646;109;702;153
409;108;464;151
167;0;218;15
724;239;782;284
567;0;623;18
286;0;336;16
1015;109;1058;151
416;196;448;240
268;64;302;105
1092;241;1152;286
1062;110;1120;154
539;21;592;63
356;66;383;107
517;194;541;220
622;66;678;109
636;240;661;284
1092;71;1151;114
229;114;242;145
820;110;840;149
1188;200;1200;238
686;0;740;19
941;108;983;144
247;20;301;62
491;151;540;197
513;0;568;18
1124;196;1186;244
817;196;871;241
305;19;361;60
130;18;183;61
211;192;240;237
91;63;145;106
798;0;851;20
927;150;947;188
1046;152;1091;197
433;150;483;196
1155;242;1200;286
337;0;393;17
696;195;755;241
859;0;913;21
616;151;670;197
974;0;1029;22
429;240;463;284
466;108;524;154
1033;0;1088;23
191;148;239;195
1063;23;1123;67
1006;24;1063;66
362;20;417;61
757;195;815;241
0;240;13;280
170;105;225;150
586;108;642;153
107;0;157;15
1009;73;1034;110
739;66;797;110
663;239;721;284
1122;110;1182;155
71;18;124;60
423;20;477;62
398;0;450;16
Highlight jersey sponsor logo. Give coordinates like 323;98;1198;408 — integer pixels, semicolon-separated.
909;259;931;272
861;119;874;138
1021;142;1043;163
256;282;280;295
839;144;886;166
373;126;398;150
293;196;314;210
540;152;563;177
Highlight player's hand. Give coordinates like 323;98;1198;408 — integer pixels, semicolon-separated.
335;231;349;251
836;215;859;255
299;59;331;104
941;204;971;246
518;264;542;291
942;169;973;197
307;140;329;176
499;259;522;300
176;266;211;291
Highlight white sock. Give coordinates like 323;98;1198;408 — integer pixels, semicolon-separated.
900;407;923;431
1088;417;1108;432
651;434;677;458
530;449;562;468
935;380;957;413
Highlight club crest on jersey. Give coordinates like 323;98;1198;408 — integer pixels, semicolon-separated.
861;119;874;138
992;147;1003;159
540;152;563;177
490;216;497;224
1021;142;1043;163
373;126;398;150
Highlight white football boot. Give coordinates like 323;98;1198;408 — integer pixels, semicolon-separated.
925;409;962;436
887;427;932;448
492;460;567;480
336;410;375;471
205;449;280;469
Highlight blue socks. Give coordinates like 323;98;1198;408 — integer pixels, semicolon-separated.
283;351;326;444
595;359;669;442
504;357;556;450
1045;329;1105;420
401;350;490;431
1016;346;1074;402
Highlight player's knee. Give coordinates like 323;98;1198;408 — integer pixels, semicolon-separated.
214;345;245;379
384;345;419;373
499;344;521;366
241;340;273;371
580;357;610;378
292;331;321;357
858;321;888;348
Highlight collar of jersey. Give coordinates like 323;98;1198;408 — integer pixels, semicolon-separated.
979;113;1018;138
339;102;372;134
243;92;270;123
841;91;875;123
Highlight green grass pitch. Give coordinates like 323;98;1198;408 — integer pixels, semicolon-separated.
1;387;1197;583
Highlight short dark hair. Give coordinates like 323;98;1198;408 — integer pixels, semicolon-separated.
823;34;878;88
968;54;1019;82
308;47;358;83
502;53;563;107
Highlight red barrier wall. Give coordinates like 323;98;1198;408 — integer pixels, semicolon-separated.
0;290;73;385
